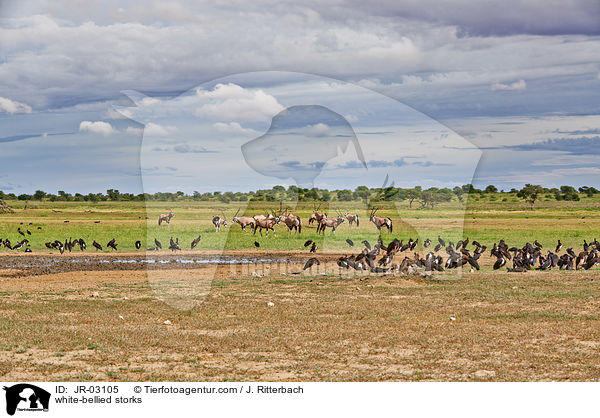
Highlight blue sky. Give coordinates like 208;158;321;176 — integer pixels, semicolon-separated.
0;1;599;194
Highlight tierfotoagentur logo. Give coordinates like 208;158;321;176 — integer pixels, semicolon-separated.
116;71;481;310
3;384;50;415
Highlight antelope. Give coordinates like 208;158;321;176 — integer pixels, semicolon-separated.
308;204;327;226
280;209;302;233
158;211;174;225
317;212;345;234
369;207;392;232
212;211;228;232
253;214;280;235
252;212;277;231
231;208;256;231
344;212;360;227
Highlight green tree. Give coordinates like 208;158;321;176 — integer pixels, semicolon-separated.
419;190;435;209
106;189;121;201
484;185;498;193
560;185;577;194
355;186;369;202
405;188;421;208
518;184;544;209
435;188;454;205
337;189;353;201
579;186;598;197
57;190;72;201
33;190;46;200
453;186;464;202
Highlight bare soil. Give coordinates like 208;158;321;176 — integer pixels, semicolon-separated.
1;256;600;381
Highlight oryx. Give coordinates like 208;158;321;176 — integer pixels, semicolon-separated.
158;211;174;225
280;209;302;233
369;207;393;232
308;204;327;226
212;210;228;232
344;212;359;227
253;213;280;235
231;208;256;231
317;212;345;234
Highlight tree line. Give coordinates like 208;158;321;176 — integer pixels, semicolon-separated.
2;184;598;209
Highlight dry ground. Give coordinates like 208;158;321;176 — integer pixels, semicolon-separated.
1;259;600;381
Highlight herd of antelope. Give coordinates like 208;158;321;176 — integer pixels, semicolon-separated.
158;205;386;235
179;204;387;236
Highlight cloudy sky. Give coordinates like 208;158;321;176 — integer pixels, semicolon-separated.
0;0;599;194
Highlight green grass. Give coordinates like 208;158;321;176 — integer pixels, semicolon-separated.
1;195;600;253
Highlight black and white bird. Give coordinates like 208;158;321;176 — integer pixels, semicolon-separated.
135;240;141;250
303;257;320;270
191;235;201;249
107;238;118;251
555;240;562;252
92;240;102;251
169;237;180;251
154;238;162;250
346;239;354;247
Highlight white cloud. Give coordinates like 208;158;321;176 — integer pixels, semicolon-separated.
139;97;161;107
79;120;116;136
491;79;527;91
196;83;285;122
213;122;258;136
0;96;32;114
125;126;143;136
0;6;598;118
143;122;174;136
552;167;600;176
303;123;331;137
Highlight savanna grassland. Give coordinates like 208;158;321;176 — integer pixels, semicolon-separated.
1;194;600;381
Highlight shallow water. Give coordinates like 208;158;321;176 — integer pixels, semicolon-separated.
0;254;303;269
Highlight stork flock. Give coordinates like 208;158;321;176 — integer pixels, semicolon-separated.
2;208;600;275
319;235;600;274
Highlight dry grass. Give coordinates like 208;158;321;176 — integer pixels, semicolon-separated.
1;262;600;381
